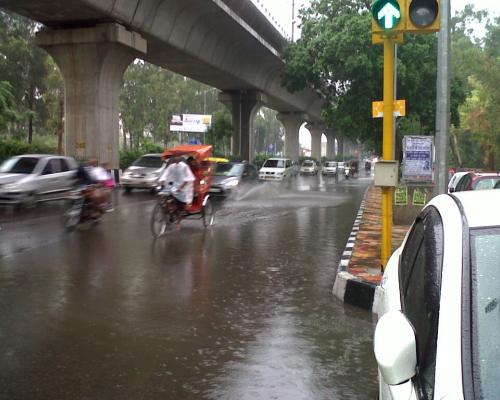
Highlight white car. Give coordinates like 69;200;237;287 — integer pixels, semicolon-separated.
322;161;338;176
258;157;293;181
374;189;500;400
121;153;166;193
0;154;78;207
299;159;318;175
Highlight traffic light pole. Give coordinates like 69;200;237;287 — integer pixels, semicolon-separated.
381;36;396;269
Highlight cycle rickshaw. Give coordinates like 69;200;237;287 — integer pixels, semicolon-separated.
150;144;215;237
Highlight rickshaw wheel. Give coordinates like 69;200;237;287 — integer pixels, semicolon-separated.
151;202;169;237
202;198;215;227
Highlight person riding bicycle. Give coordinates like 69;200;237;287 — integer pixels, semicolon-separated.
158;155;196;215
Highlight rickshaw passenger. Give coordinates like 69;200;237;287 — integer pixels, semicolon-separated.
158;156;196;211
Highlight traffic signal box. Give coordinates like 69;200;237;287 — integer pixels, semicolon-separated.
372;0;440;37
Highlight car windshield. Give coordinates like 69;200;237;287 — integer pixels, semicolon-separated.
303;161;314;166
474;177;500;190
0;157;39;174
470;227;500;399
263;159;285;168
133;156;163;168
326;162;337;167
214;163;244;177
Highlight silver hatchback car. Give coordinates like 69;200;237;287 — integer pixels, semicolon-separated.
0;154;78;207
120;153;166;193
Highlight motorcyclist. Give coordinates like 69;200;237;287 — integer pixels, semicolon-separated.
75;158;106;217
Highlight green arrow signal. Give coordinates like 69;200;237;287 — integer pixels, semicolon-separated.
372;0;402;31
378;3;400;29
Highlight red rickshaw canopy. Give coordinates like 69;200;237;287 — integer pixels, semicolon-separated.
162;144;213;160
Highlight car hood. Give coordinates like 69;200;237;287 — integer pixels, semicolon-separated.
125;166;162;175
0;173;29;185
259;167;285;173
212;175;239;185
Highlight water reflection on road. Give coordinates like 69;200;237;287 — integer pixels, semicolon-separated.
0;176;377;399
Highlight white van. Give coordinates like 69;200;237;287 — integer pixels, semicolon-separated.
259;157;293;181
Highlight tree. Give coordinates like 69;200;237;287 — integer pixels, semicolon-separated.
282;0;463;155
0;11;49;142
205;109;232;156
0;81;18;130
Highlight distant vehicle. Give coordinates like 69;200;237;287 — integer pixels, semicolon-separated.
337;161;346;175
447;171;468;193
365;160;372;175
258;157;293;182
210;162;259;198
0;154;78;207
321;161;338;176
452;171;500;192
121;153;166;193
374;189;500;400
299;159;318;175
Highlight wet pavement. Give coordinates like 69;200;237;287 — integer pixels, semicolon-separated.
0;175;377;400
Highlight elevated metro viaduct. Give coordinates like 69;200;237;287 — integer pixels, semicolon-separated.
0;0;346;165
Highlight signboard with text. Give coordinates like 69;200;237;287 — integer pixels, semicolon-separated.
170;114;212;133
402;135;434;183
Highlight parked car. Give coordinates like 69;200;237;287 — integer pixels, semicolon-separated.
452;171;500;192
258;157;293;182
447;171;468;193
120;153;166;193
322;161;338;176
210;161;258;198
374;189;500;400
299;159;318;175
0;154;78;207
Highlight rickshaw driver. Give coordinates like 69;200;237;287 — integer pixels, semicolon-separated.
158;155;196;216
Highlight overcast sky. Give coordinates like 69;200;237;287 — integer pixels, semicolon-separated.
251;0;499;148
254;0;500;39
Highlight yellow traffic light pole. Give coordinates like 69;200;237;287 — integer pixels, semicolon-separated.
381;36;396;268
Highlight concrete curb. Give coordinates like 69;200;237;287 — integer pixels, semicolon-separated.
332;188;378;313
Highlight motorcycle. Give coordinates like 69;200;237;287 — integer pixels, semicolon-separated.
344;166;350;179
62;186;105;230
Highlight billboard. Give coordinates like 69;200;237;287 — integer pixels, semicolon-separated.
402;135;434;183
170;114;212;133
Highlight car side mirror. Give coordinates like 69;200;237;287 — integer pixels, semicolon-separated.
449;187;455;193
374;311;417;385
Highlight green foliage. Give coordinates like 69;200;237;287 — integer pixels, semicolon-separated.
254;108;284;155
0;137;56;163
120;61;226;149
0;81;19;129
118;141;164;170
252;153;269;169
282;0;465;155
0;12;50;142
205;108;232;156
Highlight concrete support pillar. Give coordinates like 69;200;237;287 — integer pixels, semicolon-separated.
326;134;336;159
277;113;305;161
307;122;324;161
36;24;146;169
219;91;265;162
337;135;344;157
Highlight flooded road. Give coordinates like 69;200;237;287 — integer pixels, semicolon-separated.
0;175;378;399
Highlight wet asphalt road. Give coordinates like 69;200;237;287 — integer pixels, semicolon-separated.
0;174;378;400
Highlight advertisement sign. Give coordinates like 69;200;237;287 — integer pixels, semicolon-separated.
170;114;212;133
394;186;408;206
402;136;433;183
